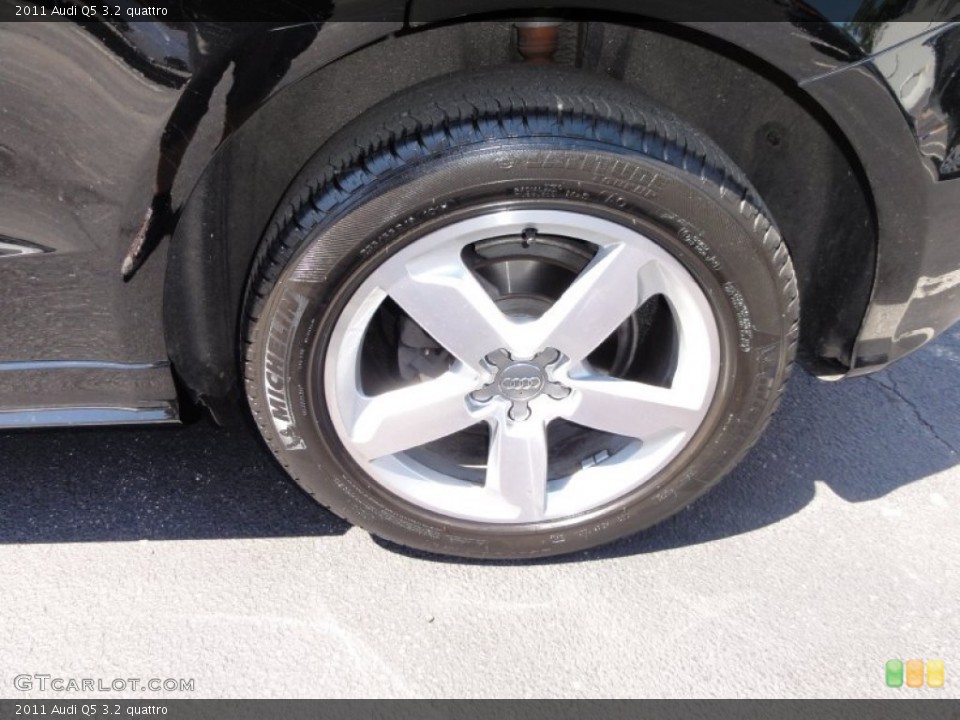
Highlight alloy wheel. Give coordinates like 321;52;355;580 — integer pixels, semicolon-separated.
324;209;721;524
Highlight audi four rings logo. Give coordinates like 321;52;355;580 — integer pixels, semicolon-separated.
500;376;543;391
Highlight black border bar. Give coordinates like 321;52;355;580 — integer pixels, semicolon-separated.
1;0;959;23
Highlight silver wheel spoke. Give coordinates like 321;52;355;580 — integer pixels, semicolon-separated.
388;247;516;371
566;375;704;440
349;372;477;460
532;245;668;364
485;417;549;522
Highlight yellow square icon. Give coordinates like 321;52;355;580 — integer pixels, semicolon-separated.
906;659;924;688
927;659;945;688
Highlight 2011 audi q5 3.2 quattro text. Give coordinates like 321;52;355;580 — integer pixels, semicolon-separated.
1;8;958;558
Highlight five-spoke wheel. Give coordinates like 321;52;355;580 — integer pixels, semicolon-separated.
325;211;720;523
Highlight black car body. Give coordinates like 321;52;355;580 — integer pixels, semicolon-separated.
0;5;958;557
1;8;958;427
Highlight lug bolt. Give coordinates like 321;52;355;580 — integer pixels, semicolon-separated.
508;405;532;422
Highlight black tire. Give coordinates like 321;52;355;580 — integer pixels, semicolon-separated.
243;65;799;559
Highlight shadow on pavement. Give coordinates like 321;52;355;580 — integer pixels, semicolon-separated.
1;328;957;554
0;421;349;543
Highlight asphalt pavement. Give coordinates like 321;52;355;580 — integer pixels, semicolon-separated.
1;325;958;698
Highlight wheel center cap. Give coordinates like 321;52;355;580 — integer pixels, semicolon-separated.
497;363;545;401
471;348;570;421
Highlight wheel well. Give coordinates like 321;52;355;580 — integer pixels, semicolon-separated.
590;20;876;375
164;18;876;421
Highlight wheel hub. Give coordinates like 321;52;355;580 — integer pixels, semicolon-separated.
470;348;570;421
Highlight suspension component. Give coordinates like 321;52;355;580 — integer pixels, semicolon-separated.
515;21;561;64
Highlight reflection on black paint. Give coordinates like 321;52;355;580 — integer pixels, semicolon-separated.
122;21;321;278
78;21;191;88
932;27;960;178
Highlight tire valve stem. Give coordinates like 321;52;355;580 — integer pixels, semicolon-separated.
521;227;538;247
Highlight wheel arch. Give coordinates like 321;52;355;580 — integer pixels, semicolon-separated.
163;15;882;421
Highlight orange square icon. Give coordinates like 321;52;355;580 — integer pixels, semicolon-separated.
927;659;945;688
906;659;924;688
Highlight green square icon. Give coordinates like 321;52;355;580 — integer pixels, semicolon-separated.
886;659;904;687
